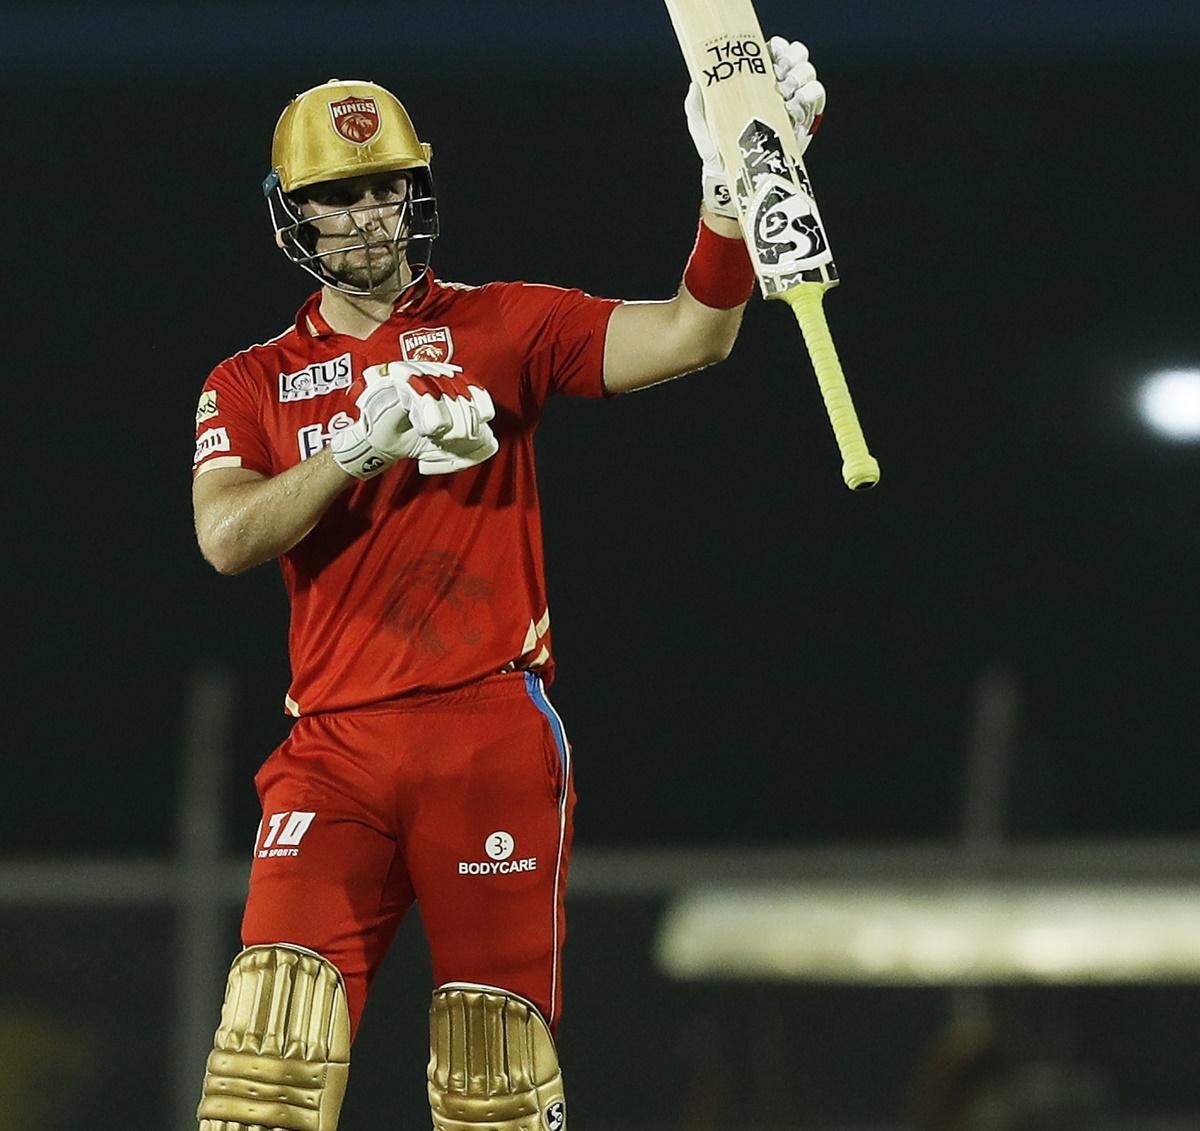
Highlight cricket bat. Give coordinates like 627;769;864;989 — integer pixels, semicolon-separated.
664;0;880;490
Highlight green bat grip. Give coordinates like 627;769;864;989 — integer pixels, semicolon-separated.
774;282;880;491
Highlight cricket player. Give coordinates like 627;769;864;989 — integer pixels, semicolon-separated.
192;39;824;1131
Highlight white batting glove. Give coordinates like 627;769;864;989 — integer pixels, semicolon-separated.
414;431;500;476
376;360;500;476
686;36;826;218
328;375;426;479
769;37;826;141
329;360;499;479
386;361;494;444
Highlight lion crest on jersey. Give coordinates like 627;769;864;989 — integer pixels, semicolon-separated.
328;95;381;145
400;326;454;364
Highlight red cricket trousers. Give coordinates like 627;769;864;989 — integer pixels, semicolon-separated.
241;670;574;1040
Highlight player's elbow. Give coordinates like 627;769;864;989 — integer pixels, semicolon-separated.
681;307;741;370
200;540;248;575
689;329;737;370
196;524;254;575
211;554;251;576
705;334;736;365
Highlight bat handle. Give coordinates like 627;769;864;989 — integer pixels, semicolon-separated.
775;282;881;491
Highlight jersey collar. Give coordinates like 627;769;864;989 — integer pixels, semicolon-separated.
296;269;439;339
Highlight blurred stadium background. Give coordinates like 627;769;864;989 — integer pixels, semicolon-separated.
5;1;1200;1128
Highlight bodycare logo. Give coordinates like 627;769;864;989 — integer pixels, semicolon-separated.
458;831;538;876
328;96;381;145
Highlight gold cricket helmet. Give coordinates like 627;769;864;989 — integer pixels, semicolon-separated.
263;79;439;295
268;78;431;193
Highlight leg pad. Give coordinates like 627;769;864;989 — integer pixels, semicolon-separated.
197;944;350;1131
428;983;566;1131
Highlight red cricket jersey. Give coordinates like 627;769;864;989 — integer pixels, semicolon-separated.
193;274;620;715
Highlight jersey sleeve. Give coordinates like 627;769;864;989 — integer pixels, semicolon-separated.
192;358;273;477
494;282;621;407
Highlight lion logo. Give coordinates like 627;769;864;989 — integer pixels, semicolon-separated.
328;96;381;146
400;326;454;365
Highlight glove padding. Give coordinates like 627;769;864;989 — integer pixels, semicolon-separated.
686;35;826;218
329;360;499;479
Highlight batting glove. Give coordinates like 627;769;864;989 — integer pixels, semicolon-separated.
686;36;826;218
377;360;500;476
329;360;499;479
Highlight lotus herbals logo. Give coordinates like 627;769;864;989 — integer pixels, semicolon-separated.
328;95;381;145
278;353;353;402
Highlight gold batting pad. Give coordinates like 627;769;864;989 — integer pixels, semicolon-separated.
197;944;350;1131
428;983;567;1131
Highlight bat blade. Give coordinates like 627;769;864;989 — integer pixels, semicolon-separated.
664;0;880;489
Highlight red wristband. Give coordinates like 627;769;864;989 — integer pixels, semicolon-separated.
682;219;756;310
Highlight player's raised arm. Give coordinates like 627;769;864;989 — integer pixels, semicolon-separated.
601;37;825;395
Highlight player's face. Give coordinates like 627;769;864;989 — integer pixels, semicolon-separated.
298;172;412;292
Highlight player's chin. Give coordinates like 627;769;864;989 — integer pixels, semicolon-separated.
325;251;402;291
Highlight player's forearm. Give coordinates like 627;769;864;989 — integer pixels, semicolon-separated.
197;449;353;574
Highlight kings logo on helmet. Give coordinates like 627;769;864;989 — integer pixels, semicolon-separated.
400;326;454;364
328;95;381;145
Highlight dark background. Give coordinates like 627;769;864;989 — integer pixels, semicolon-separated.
7;0;1199;856
4;4;1200;1130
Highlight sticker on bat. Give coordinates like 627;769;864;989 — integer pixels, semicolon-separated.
738;118;792;184
746;176;833;278
700;36;768;86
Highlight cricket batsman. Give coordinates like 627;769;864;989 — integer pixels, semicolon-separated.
191;40;824;1131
